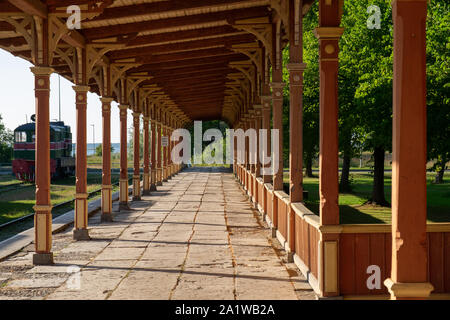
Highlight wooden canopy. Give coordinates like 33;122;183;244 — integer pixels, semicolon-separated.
0;0;314;124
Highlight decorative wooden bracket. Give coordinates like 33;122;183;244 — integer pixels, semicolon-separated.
230;42;262;76
231;17;272;60
270;0;289;35
229;61;256;96
86;43;124;80
0;15;36;62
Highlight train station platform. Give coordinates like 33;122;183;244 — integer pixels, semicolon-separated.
0;167;315;300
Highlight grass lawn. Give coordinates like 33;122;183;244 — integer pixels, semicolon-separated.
283;172;450;224
0;173;120;225
0;175;21;186
87;154;130;169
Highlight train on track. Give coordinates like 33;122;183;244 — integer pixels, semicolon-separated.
12;120;75;181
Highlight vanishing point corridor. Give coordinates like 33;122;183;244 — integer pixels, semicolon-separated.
0;168;315;300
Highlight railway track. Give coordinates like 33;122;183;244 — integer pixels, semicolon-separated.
0;182;28;194
0;180;124;231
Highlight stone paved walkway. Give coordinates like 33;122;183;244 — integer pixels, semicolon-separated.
0;167;316;300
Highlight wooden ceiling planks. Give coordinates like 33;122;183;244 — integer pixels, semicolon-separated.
0;0;314;122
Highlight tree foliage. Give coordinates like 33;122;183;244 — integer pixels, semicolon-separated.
426;0;450;183
0;114;13;163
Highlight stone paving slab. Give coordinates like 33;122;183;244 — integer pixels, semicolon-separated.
0;167;316;300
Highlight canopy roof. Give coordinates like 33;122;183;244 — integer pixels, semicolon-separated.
0;0;315;124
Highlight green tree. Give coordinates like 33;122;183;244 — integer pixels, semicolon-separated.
0;114;13;163
128;121;144;160
95;143;114;156
302;2;320;178
426;0;450;183
341;0;393;205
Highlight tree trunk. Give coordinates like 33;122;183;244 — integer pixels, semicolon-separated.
370;146;389;206
339;151;351;192
434;158;446;184
305;153;314;177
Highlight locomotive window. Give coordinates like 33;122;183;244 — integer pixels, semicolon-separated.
15;131;27;142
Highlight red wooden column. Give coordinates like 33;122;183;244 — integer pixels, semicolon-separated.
254;105;263;205
132;111;141;201
150;110;157;191
261;95;272;185
249;109;256;199
233;121;238;176
100;97;114;222
143;112;150;195
270;19;285;235
156;107;163;186
243;116;249;191
287;0;308;261
166;118;171;179
384;0;433;300
73;85;90;241
162;118;168;182
31;66;54;265
261;95;272;218
315;0;343;297
118;104;130;210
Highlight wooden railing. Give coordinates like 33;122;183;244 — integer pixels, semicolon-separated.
236;169;450;299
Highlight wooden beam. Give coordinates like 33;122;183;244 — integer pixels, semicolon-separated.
134;48;236;64
112;34;256;58
128;54;247;72
89;0;267;23
83;7;270;40
126;25;241;47
7;0;47;18
62;30;85;48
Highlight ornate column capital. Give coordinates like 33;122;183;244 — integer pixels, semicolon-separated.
100;97;114;104
132;111;141;118
73;85;90;93
73;86;89;105
270;82;285;101
261;95;272;111
314;27;344;39
286;63;307;72
253;105;263;118
118;104;129;110
30;66;54;76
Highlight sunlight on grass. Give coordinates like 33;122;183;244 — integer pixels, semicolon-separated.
284;171;450;224
0;173;120;225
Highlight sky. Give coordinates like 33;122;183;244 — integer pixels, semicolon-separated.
0;48;132;144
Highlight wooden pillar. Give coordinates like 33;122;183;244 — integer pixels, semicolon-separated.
316;2;343;227
167;119;173;179
118;104;130;210
254;106;262;178
261;95;272;184
31;66;54;265
132;111;141;200
254;105;263;206
249;110;256;200
315;0;343;297
156;110;163;186
287;0;308;261
162;122;168;182
150;116;157;191
143;114;150;195
384;0;433;300
73;85;90;240
100;97;113;222
244;117;249;191
270;78;284;192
